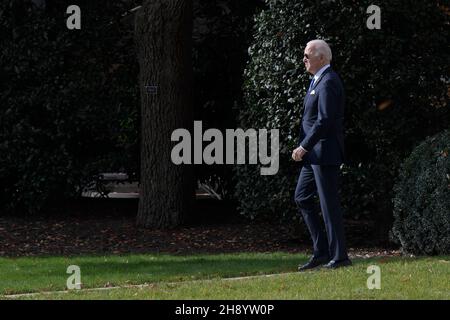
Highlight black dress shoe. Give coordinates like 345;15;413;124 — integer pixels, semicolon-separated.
298;256;330;272
323;259;352;269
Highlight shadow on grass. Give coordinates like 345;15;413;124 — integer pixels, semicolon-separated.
0;253;307;294
59;254;306;278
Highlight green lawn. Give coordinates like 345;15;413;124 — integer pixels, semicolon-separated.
0;253;448;299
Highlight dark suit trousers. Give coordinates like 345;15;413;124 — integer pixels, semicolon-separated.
294;164;348;261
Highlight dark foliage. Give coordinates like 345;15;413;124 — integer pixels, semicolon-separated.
392;130;450;255
0;0;141;214
192;0;264;198
0;0;263;215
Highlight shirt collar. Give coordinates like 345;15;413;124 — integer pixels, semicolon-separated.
313;64;331;83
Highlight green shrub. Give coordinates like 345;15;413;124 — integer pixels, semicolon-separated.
0;1;140;215
392;130;450;255
0;0;263;215
235;0;450;234
192;0;264;199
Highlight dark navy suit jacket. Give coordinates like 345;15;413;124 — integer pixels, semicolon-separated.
299;67;345;165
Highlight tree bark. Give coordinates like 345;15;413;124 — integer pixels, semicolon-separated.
135;0;194;228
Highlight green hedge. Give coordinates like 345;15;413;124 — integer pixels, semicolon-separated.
192;0;264;198
392;130;450;255
0;0;141;215
0;0;263;215
235;0;450;235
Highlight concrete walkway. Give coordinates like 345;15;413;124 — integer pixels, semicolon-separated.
2;271;300;299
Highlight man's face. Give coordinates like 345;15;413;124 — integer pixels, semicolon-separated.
303;44;324;75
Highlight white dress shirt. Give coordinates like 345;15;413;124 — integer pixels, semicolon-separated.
312;64;331;86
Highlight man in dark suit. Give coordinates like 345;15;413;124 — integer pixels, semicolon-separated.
292;39;351;271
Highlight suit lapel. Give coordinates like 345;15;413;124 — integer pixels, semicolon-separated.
311;66;332;90
302;66;332;110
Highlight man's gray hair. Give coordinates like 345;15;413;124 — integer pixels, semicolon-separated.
307;39;332;62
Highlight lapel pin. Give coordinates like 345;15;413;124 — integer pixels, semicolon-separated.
310;90;316;95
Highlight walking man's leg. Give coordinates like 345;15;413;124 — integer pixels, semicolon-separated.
294;164;329;268
312;165;349;264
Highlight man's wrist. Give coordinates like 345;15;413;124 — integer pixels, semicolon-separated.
299;145;308;153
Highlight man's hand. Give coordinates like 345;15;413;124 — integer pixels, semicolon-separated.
292;146;307;161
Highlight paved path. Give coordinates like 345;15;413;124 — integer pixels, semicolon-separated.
2;271;301;299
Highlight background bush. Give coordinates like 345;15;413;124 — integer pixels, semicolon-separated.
0;0;141;215
0;0;263;215
392;130;450;255
192;0;263;199
235;0;450;240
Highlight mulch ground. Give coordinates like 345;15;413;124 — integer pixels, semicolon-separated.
0;198;401;258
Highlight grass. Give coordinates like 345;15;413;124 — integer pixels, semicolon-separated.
0;253;448;299
0;253;302;295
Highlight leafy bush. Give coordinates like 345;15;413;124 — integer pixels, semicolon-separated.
192;0;264;199
235;0;450;235
0;0;141;215
0;0;263;215
392;130;450;255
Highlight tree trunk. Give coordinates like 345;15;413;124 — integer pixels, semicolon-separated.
135;0;194;228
